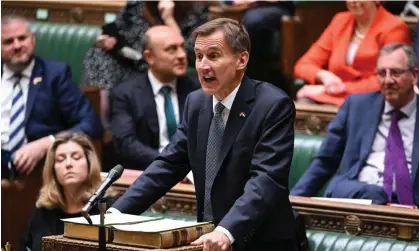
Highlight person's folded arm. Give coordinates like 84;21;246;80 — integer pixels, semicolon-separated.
294;14;337;85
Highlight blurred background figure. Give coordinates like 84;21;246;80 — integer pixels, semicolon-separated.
294;0;411;106
20;132;117;251
83;1;208;129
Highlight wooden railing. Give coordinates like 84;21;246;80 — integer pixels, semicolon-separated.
110;170;419;241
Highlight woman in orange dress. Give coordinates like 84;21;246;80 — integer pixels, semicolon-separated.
294;1;411;107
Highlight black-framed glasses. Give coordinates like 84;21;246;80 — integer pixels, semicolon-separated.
376;68;412;79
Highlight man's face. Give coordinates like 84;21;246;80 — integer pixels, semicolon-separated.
376;48;417;108
1;20;35;68
147;31;187;78
194;30;248;100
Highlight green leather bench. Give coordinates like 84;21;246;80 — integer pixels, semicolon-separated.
29;21;198;84
29;22;101;84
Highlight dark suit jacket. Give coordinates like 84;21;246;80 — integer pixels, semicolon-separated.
110;72;200;169
1;57;103;141
291;92;419;205
112;76;298;250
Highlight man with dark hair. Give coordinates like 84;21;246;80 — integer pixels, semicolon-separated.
110;18;298;251
292;43;419;207
110;25;200;169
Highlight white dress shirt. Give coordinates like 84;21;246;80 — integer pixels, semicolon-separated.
358;95;416;190
1;60;35;150
147;70;180;153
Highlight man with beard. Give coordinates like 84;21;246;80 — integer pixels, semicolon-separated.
110;25;200;170
1;15;103;179
292;43;419;207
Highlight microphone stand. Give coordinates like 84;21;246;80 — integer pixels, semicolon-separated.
98;198;107;251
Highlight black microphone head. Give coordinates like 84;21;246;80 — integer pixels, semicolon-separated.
108;164;124;181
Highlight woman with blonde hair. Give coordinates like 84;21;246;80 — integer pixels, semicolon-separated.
21;132;118;251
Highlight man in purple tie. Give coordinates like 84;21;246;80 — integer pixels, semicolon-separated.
291;43;419;206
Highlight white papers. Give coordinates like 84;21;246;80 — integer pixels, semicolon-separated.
61;213;160;226
113;219;208;233
311;197;372;205
186;171;194;184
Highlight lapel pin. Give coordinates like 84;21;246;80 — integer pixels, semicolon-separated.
239;112;246;118
33;77;42;85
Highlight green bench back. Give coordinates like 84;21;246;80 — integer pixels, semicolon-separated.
29;21;101;84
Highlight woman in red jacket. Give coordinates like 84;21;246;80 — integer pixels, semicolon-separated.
295;1;411;106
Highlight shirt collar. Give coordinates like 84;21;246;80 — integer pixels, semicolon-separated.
212;83;241;112
147;70;177;96
3;59;35;80
384;94;417;118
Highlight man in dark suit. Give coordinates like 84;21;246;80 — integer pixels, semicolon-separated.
291;43;419;206
109;18;298;251
110;26;200;170
1;15;103;178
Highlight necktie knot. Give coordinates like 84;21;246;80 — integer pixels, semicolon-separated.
160;86;172;96
391;109;406;123
214;102;225;116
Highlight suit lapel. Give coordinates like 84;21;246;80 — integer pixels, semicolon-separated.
25;57;44;123
197;94;213;190
359;94;384;164
142;74;159;140
411;95;419;192
215;77;254;175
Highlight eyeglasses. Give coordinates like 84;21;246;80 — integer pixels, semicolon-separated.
376;68;412;79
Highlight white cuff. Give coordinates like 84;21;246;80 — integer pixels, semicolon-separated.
106;207;122;214
215;226;235;244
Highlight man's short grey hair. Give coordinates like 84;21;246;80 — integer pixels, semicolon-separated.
1;15;30;27
378;43;418;69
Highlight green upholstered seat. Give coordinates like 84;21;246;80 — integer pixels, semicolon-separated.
28;21;198;85
290;134;324;194
29;22;101;84
307;230;419;251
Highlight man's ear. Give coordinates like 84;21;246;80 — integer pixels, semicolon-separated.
236;51;249;71
143;49;153;65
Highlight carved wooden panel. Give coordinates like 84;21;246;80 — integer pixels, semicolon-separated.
42;235;203;251
295;103;338;136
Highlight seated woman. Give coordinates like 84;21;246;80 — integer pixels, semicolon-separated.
20;132;118;251
294;1;411;107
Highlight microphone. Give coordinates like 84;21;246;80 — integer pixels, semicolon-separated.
82;165;124;216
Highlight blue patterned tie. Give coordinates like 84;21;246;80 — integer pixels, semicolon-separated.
9;74;25;154
160;86;177;141
203;102;225;221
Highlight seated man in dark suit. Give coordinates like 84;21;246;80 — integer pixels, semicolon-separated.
109;18;298;251
291;43;419;206
1;15;103;179
110;25;200;170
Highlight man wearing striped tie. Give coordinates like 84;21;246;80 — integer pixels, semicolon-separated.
1;15;103;179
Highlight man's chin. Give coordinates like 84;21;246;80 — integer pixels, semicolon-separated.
9;55;33;68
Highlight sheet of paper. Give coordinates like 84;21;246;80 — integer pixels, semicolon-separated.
113;218;209;233
61;213;160;226
311;197;372;205
186;171;194;184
